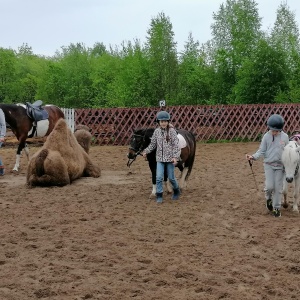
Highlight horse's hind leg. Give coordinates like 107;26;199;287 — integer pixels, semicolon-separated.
165;180;173;193
149;160;157;198
164;163;173;193
24;143;30;160
179;167;189;189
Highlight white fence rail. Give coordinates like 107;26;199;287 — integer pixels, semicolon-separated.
61;108;75;132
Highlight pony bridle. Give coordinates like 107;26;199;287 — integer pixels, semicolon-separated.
127;133;147;167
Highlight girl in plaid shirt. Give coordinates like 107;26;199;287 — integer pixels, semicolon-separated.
143;111;181;203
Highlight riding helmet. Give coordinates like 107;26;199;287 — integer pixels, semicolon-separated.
156;111;170;122
267;114;284;131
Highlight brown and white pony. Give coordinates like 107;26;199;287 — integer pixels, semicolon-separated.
127;127;196;196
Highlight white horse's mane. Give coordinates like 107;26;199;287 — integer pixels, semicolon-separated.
282;141;300;173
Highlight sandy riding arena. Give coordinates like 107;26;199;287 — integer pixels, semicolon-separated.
0;142;300;300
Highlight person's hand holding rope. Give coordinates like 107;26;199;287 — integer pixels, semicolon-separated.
246;154;253;161
246;154;258;190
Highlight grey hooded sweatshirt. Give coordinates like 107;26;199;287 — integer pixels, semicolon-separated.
252;131;289;168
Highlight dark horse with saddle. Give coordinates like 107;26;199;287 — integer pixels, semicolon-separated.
127;127;196;196
0;100;64;172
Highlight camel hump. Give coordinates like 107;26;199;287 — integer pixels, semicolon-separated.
36;149;49;176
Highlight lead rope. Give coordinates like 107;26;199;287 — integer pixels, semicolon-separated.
248;160;259;191
127;152;140;167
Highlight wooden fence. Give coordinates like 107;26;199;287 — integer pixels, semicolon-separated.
74;104;300;146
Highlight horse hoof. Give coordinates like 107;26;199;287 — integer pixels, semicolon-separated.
282;202;288;209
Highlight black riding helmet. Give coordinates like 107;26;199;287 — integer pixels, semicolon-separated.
156;111;170;122
267;114;284;131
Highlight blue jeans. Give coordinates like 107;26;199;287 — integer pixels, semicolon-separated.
156;161;179;194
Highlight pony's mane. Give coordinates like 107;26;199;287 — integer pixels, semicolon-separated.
134;127;155;137
282;141;299;165
285;141;298;150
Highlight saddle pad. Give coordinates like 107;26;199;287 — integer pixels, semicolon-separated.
177;133;187;149
28;119;50;138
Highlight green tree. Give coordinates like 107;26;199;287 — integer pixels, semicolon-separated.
145;12;178;106
233;39;288;104
270;2;300;72
90;42;107;57
211;48;235;104
13;44;47;103
58;43;93;107
177;33;213;105
211;0;262;103
36;61;66;106
106;40;150;107
89;50;122;108
287;53;300;102
270;2;300;102
0;48;17;102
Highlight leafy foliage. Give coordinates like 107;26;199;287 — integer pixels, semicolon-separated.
0;3;300;108
233;39;288;104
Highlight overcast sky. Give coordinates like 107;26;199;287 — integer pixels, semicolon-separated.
0;0;299;56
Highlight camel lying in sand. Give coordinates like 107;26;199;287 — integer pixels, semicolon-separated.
26;118;100;187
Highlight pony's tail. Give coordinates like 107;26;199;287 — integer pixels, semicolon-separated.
36;149;49;177
185;133;196;180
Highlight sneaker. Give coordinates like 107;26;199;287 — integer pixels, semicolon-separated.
272;209;281;218
266;199;273;211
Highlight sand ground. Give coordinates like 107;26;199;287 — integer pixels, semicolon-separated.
0;141;299;300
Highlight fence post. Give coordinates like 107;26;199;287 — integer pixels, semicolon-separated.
61;108;75;132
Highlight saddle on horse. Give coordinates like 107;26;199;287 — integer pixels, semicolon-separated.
26;100;49;122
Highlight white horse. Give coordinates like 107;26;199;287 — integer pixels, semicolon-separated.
282;141;300;212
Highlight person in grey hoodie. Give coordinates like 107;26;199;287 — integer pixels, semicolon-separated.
142;111;181;203
0;108;6;175
246;114;289;217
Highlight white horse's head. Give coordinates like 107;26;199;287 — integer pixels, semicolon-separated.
282;141;300;183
